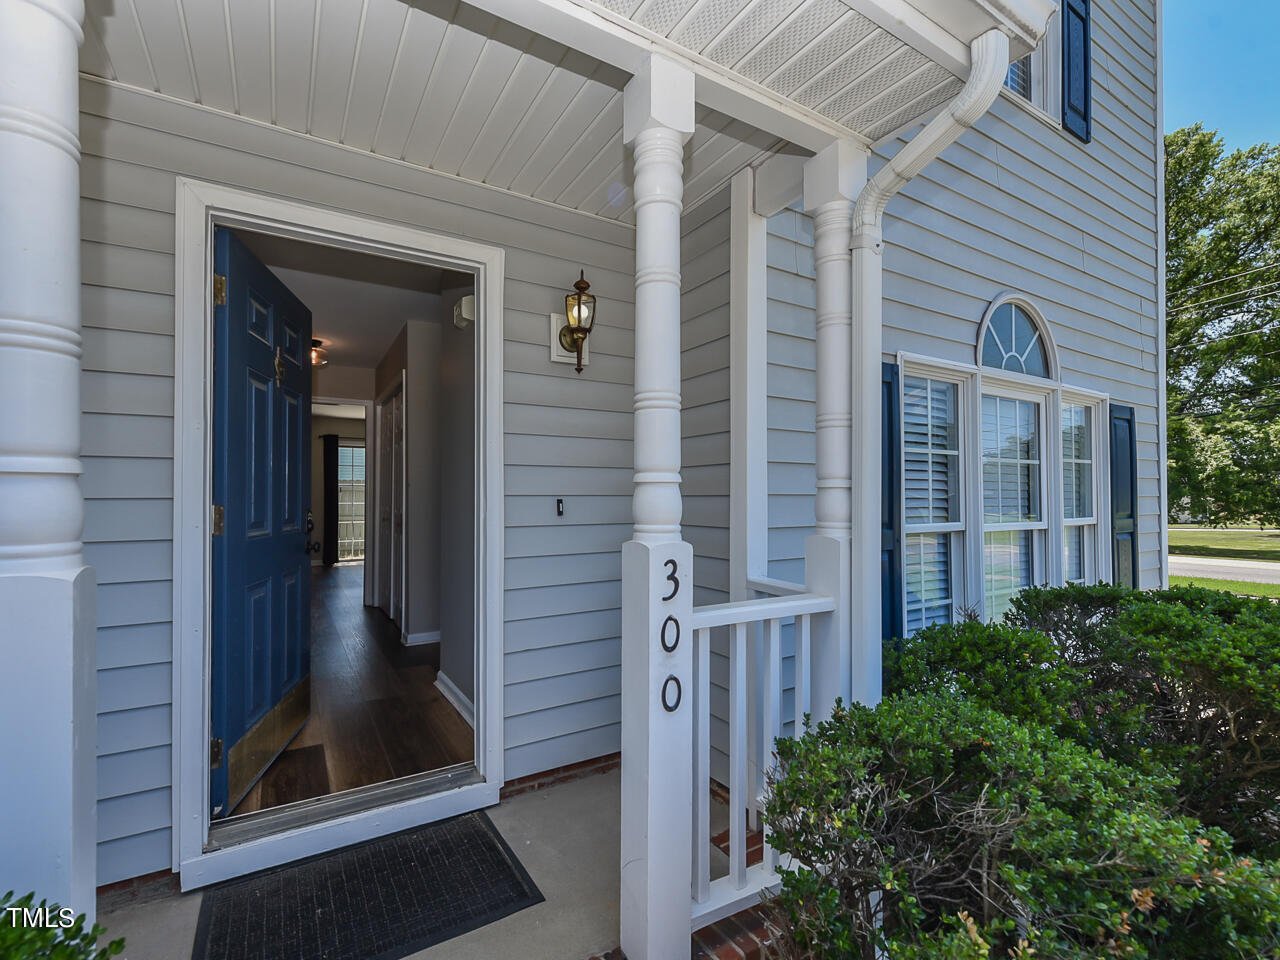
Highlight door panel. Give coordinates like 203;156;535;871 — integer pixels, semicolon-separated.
211;227;313;819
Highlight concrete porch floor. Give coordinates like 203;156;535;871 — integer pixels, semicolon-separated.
99;769;623;960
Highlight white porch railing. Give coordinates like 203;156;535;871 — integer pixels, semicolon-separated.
688;591;834;929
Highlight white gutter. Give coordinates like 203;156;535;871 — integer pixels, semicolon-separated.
848;28;1011;705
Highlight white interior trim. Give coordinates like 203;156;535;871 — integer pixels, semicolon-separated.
171;178;505;888
434;670;476;729
402;630;441;647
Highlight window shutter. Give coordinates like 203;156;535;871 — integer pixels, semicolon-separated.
1062;0;1092;142
1108;404;1137;588
881;362;903;642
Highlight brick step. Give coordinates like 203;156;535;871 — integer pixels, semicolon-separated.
586;905;773;960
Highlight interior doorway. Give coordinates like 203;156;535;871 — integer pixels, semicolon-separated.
207;225;480;832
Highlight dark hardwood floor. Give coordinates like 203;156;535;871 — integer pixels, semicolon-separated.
231;562;474;816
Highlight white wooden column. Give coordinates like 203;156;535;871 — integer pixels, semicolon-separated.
802;141;866;718
620;54;696;960
0;0;96;921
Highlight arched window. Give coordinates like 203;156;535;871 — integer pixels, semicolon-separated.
981;302;1051;378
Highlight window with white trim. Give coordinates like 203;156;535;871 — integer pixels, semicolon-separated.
902;375;962;632
337;443;366;561
1062;402;1096;584
895;294;1111;633
1004;16;1062;116
981;394;1045;619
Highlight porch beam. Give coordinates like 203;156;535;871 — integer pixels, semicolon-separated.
619;53;696;960
0;0;97;921
802;140;867;718
460;0;854;152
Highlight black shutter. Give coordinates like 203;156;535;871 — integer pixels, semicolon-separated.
1109;404;1138;588
1062;0;1092;142
881;362;903;642
322;433;339;566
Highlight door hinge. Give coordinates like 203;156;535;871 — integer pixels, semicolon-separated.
213;274;227;306
212;504;225;536
210;738;223;769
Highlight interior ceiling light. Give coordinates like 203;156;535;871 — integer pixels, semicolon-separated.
311;339;329;368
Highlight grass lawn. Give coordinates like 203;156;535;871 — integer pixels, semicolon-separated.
1169;575;1280;599
1168;525;1280;563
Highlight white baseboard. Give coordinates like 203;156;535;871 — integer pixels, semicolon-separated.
434;670;475;728
401;630;440;647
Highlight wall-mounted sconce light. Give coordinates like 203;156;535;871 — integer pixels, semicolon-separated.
310;339;329;368
558;270;596;374
453;294;475;330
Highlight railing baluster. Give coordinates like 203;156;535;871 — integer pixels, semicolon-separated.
730;621;748;890
795;614;811;733
763;617;782;871
693;627;711;903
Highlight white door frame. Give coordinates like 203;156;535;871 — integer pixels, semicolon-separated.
171;178;505;889
312;393;376;600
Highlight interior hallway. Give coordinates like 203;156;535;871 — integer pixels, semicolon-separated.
231;562;473;816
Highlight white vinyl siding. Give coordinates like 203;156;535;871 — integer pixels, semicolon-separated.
764;205;816;586
79;79;638;883
681;186;734;780
763;2;1162;599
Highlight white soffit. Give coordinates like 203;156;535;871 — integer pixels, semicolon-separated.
79;0;782;223
584;0;967;142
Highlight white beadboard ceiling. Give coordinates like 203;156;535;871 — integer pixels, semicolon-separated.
80;0;963;222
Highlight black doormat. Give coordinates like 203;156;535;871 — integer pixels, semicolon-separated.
191;811;543;960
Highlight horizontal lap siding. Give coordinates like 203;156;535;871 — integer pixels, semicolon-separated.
768;0;1162;597
79;79;635;883
681;188;734;781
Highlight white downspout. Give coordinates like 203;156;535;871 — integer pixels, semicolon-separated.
848;28;1011;705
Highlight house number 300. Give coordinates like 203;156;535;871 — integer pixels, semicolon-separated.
660;557;682;712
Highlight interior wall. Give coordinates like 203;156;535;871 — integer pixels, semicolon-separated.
437;285;477;706
313;363;375;400
309;414;367;565
374;315;443;642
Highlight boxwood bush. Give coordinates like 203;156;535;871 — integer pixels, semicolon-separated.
764;694;1280;960
886;584;1280;855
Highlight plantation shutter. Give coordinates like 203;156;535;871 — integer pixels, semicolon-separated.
882;362;903;642
1062;0;1092;142
1108;404;1137;588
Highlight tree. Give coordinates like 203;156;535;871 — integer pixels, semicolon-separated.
1165;124;1280;524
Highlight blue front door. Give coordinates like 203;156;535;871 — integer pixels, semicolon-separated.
211;227;313;818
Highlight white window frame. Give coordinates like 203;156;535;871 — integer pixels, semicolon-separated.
1001;14;1063;128
978;372;1057;616
1061;388;1113;585
898;357;977;626
897;292;1114;624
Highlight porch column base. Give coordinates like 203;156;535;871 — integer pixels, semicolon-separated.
0;568;97;922
621;539;694;960
804;534;852;719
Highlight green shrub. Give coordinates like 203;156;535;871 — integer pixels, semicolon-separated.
764;694;1280;960
890;584;1280;856
0;892;123;960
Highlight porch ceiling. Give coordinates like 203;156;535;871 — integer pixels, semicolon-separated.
588;0;968;143
79;0;782;223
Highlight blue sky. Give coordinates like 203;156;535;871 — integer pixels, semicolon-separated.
1163;0;1280;150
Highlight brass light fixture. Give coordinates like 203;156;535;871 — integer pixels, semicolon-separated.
559;270;596;374
310;338;329;368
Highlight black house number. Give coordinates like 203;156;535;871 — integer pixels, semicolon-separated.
662;558;680;601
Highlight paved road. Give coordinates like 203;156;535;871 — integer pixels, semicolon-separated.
1169;554;1280;585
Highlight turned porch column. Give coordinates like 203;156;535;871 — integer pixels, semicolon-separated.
0;0;96;921
619;54;696;960
802;141;867;718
